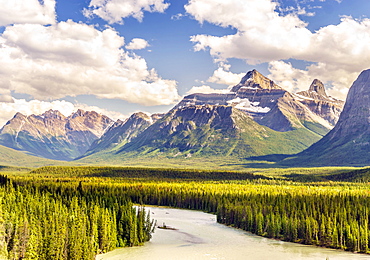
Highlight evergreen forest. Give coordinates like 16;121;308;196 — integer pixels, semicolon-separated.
0;174;155;260
1;166;370;259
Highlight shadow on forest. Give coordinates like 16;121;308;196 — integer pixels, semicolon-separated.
246;154;293;162
222;154;294;169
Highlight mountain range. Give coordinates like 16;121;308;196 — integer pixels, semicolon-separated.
76;70;343;164
0;69;351;167
0;109;113;160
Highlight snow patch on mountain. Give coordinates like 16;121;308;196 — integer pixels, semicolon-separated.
227;98;271;113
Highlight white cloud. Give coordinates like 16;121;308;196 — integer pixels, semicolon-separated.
267;60;312;93
126;38;150;50
187;85;230;95
0;0;56;26
207;63;245;86
187;63;246;94
171;13;185;20
0;98;127;128
84;0;170;24
268;60;358;100
0;20;179;106
0;99;75;127
0;89;13;103
277;1;316;17
186;0;370;99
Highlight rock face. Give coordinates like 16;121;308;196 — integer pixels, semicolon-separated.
0;109;113;160
288;69;370;166
82;112;163;157
176;70;344;134
305;79;327;97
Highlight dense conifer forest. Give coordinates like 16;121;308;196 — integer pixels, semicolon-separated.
0;175;155;260
1;166;370;259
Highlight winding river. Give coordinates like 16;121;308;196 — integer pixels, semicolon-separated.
97;207;369;260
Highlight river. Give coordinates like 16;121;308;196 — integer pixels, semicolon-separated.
97;207;369;260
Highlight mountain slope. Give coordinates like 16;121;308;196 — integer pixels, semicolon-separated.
79;105;324;164
0;144;60;167
284;69;370;166
0;109;113;160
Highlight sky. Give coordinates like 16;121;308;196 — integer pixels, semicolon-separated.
0;0;369;126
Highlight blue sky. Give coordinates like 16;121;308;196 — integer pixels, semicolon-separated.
0;0;369;125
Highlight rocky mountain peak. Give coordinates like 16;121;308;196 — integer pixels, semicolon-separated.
296;79;341;103
309;79;327;97
231;69;282;92
294;79;344;128
43;109;65;120
71;109;85;118
13;112;26;120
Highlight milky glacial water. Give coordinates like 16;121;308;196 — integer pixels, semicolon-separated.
96;207;369;260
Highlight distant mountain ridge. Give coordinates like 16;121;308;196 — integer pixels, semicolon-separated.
0;109;113;160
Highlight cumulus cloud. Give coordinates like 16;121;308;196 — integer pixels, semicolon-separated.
0;20;179;106
268;60;358;100
0;0;56;26
207;63;245;86
186;0;370;98
0;99;75;127
186;63;244;94
0;89;13;103
0;98;126;128
126;38;150;50
84;0;170;24
267;61;312;94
